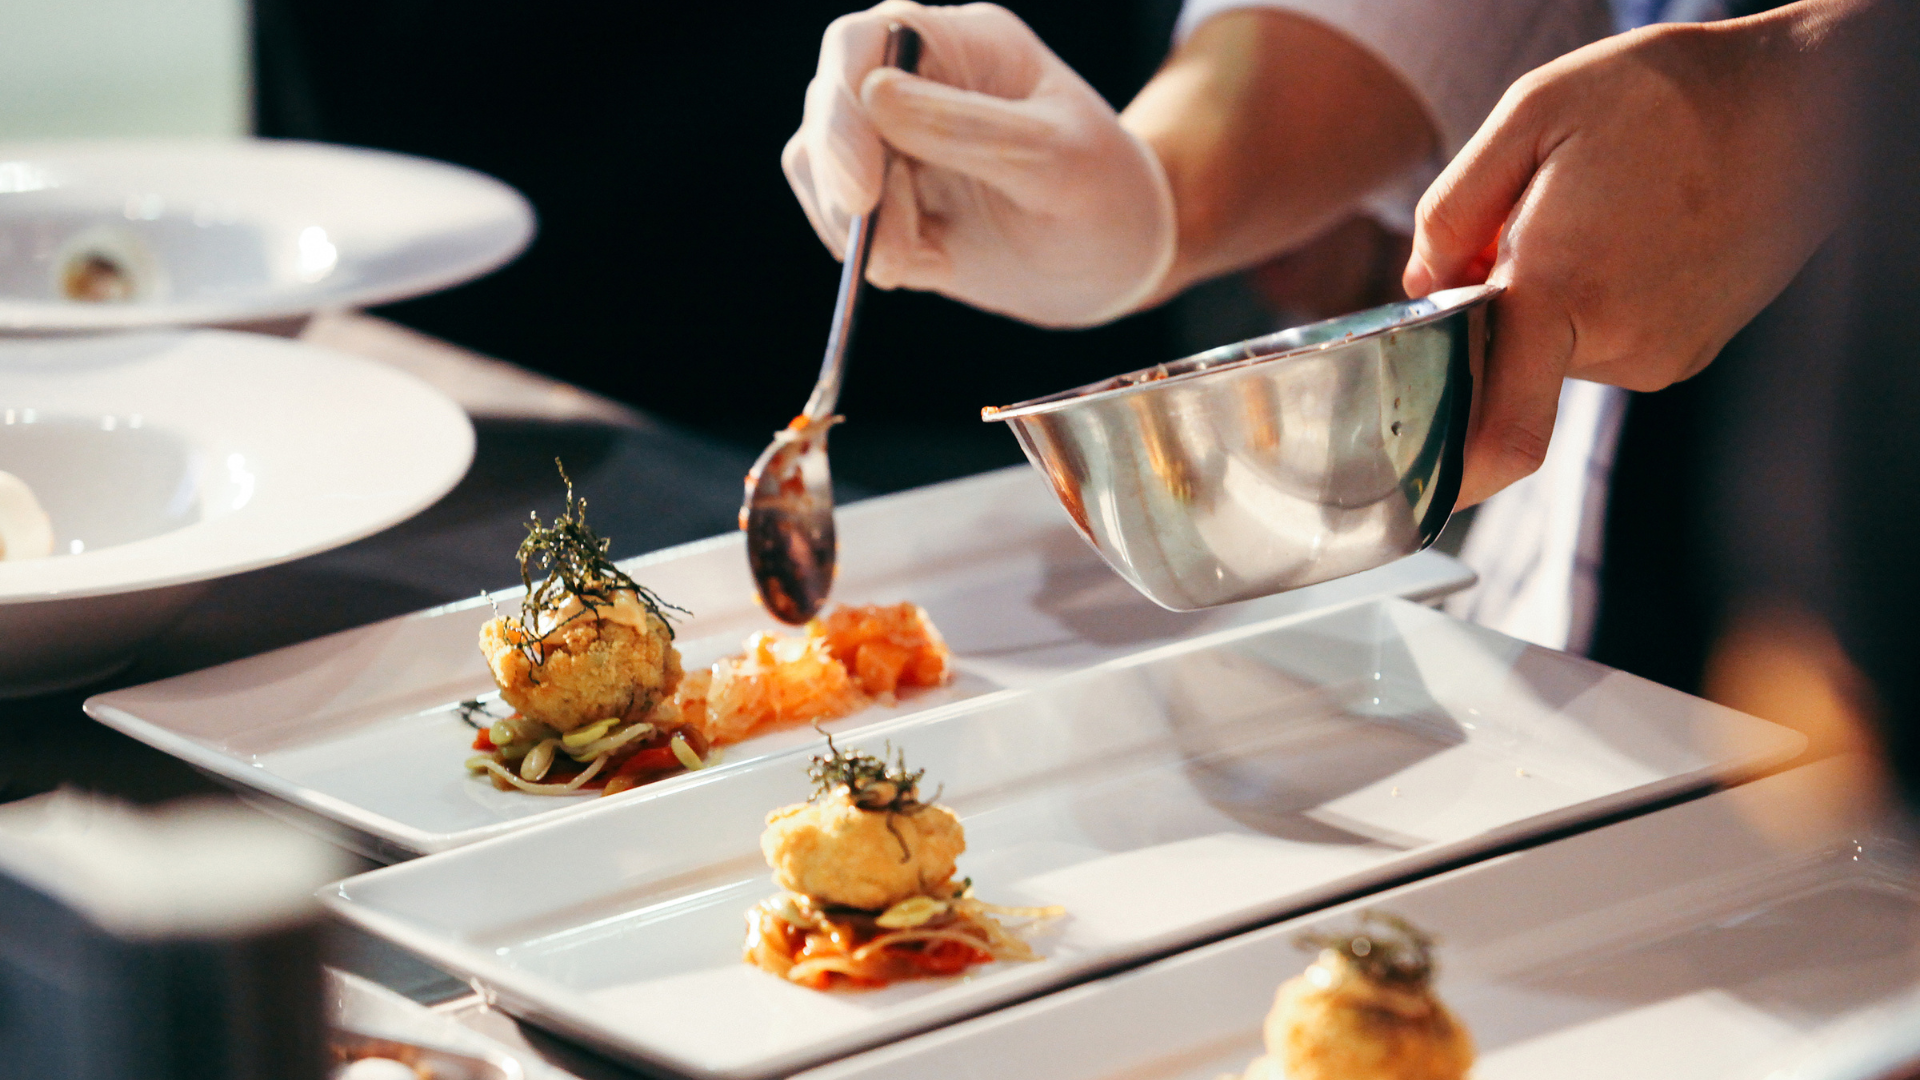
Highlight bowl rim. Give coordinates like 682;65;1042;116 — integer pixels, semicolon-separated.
0;137;534;331
981;283;1501;423
0;328;473;603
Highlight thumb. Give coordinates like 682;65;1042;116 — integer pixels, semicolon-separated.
861;68;1070;207
1407;94;1546;295
1456;284;1574;506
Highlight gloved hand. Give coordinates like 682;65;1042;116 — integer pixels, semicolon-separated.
783;0;1176;329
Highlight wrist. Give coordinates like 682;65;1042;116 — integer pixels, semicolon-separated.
1087;126;1179;322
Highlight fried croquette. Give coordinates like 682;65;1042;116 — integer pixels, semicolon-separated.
1261;916;1473;1080
761;788;967;911
480;591;683;733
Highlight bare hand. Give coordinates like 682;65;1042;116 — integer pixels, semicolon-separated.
1404;1;1860;506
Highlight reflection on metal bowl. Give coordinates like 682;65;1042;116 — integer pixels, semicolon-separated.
983;285;1498;611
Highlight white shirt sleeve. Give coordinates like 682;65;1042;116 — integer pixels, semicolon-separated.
1175;0;1612;229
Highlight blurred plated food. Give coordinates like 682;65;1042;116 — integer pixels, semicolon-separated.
0;138;532;330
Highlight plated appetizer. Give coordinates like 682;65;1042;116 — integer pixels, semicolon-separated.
1233;911;1473;1080
470;470;703;796
467;466;955;797
745;738;1062;990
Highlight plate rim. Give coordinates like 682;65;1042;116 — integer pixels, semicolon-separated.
0;327;475;602
0;136;534;330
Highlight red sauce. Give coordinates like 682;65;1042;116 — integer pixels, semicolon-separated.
746;904;996;990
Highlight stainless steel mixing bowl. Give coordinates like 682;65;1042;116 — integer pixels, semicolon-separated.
982;284;1498;610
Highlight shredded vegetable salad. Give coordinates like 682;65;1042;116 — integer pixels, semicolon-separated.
464;709;714;796
745;881;1062;990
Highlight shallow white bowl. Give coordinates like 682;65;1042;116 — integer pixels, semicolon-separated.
0;138;534;330
0;329;474;695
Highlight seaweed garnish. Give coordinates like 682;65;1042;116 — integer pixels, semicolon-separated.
809;729;941;862
508;460;689;671
1296;910;1436;986
455;698;492;730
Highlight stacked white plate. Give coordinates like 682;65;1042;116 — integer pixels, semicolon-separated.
0;330;473;694
0;138;533;330
308;596;1801;1078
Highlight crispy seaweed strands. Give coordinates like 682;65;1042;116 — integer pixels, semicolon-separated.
1295;910;1436;986
810;730;940;860
509;460;687;675
809;730;933;811
455;697;508;730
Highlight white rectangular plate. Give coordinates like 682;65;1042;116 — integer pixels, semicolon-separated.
798;757;1905;1080
85;467;1472;858
321;598;1803;1079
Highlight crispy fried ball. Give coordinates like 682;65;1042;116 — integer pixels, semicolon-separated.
1265;951;1474;1080
761;789;966;911
479;599;682;733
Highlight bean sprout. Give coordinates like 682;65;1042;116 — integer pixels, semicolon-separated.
474;755;607;795
521;738;557;781
563;722;654;762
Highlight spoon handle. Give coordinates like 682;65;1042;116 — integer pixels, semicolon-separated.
800;22;923;423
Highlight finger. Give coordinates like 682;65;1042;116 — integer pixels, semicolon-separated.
861;68;1071;208
1405;237;1500;298
1456;281;1574;506
866;157;948;290
782;132;851;259
1408;88;1548;293
803;3;931;224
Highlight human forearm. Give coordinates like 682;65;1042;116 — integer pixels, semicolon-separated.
1120;8;1436;305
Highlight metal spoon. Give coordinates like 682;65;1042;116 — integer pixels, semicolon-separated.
742;22;922;624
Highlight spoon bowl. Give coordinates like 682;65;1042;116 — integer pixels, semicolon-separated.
741;25;920;624
741;416;838;624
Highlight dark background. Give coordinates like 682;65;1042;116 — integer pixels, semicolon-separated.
255;0;1188;492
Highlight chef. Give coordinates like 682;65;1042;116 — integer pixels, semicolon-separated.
783;0;1617;653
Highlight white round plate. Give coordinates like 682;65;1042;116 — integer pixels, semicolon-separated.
0;330;474;694
0;138;534;330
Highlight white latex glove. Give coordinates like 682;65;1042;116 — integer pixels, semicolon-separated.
783;0;1177;329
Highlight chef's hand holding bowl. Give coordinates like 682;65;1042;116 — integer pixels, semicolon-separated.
1404;1;1859;507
